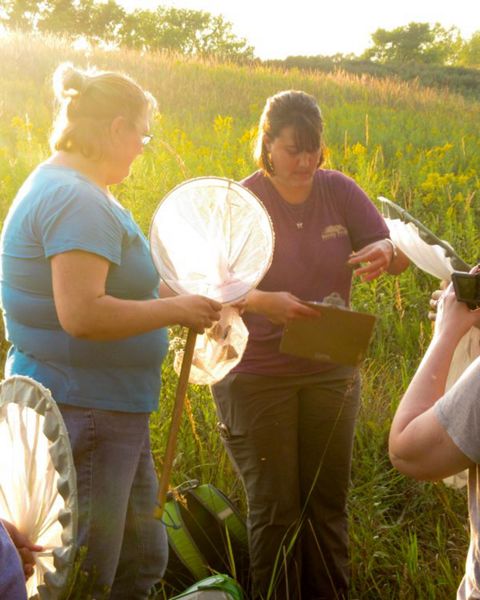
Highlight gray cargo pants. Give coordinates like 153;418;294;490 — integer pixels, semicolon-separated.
211;366;360;600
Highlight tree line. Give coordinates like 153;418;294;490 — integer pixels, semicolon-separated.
1;3;479;69
364;22;479;66
275;22;479;68
0;0;255;60
269;23;480;100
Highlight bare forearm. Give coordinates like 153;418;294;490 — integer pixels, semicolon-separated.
60;292;222;340
59;295;189;340
242;289;320;324
389;288;480;479
390;335;456;437
51;252;222;340
388;332;475;479
243;289;268;314
159;281;177;298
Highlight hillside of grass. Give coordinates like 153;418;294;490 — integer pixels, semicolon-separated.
266;56;480;101
1;30;480;598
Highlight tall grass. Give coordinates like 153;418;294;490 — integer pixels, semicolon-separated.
2;30;480;598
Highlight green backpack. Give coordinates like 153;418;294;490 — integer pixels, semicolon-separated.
162;481;249;593
169;574;244;600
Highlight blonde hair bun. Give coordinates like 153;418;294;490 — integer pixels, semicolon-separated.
53;62;87;100
50;61;156;159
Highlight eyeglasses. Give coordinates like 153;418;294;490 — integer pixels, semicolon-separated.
141;134;153;146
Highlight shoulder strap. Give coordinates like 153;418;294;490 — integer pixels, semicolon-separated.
163;498;209;582
187;484;248;548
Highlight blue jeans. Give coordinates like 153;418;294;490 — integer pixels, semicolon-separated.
59;406;168;600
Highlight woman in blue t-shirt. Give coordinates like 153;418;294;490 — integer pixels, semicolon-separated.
0;63;222;599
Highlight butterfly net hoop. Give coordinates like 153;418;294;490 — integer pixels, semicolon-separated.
0;376;77;599
150;177;274;384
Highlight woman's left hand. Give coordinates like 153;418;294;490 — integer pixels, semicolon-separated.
348;239;394;281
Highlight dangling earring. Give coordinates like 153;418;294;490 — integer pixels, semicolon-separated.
266;152;274;175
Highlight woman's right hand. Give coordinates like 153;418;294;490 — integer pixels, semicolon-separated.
173;295;222;333
434;283;480;341
246;290;320;325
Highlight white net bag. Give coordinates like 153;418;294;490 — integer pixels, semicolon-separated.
385;217;455;281
0;376;77;599
173;305;249;385
150;177;274;384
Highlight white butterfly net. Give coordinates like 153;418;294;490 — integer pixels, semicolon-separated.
381;197;479;489
0;376;77;599
150;177;274;384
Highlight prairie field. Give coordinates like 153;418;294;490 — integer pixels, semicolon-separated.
2;30;480;599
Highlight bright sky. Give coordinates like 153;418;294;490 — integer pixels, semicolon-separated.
116;0;479;60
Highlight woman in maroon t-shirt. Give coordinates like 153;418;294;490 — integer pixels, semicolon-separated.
211;90;409;599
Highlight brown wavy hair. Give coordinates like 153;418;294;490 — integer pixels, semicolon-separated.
254;90;325;175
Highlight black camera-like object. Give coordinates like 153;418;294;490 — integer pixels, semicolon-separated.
451;271;480;309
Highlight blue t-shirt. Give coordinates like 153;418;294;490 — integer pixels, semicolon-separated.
0;164;168;412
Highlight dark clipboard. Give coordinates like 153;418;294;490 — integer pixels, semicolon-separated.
280;302;377;367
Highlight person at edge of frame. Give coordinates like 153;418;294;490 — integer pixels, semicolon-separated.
0;62;222;599
210;89;410;600
0;518;43;600
390;276;480;600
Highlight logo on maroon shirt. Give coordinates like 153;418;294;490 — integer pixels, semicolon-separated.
321;224;348;240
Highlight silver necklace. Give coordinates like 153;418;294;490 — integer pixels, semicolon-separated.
284;201;307;230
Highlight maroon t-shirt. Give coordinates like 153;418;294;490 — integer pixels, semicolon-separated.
232;169;389;376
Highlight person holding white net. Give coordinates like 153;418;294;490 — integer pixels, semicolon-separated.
211;90;409;599
0;518;42;599
389;282;480;598
0;63;221;599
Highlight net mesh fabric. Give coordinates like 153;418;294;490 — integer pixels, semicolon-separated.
0;376;77;599
150;177;274;303
150;177;274;384
386;217;454;281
